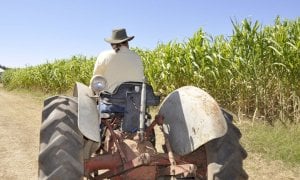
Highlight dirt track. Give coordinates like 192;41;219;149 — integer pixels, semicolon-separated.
0;85;299;180
0;86;41;180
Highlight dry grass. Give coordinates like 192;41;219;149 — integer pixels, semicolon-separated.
244;152;300;179
236;120;300;179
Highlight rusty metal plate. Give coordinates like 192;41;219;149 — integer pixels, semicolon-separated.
158;86;227;155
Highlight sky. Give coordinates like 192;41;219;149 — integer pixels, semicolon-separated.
0;0;299;68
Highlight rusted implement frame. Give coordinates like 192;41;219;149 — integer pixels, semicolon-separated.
84;115;204;179
85;153;197;179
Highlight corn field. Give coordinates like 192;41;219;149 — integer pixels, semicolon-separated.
2;55;95;93
2;17;300;124
137;17;300;124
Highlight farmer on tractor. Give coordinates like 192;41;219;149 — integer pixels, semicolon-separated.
38;28;248;180
92;28;144;93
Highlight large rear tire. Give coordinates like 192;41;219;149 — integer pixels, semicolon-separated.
204;110;248;180
181;110;248;180
38;96;84;180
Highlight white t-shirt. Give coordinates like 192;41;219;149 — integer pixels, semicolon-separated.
93;46;144;92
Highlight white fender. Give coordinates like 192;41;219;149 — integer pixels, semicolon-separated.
159;86;227;155
73;82;100;142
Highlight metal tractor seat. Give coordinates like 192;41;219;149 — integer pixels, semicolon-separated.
101;82;160;132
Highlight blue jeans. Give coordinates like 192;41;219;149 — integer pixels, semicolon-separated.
99;102;125;113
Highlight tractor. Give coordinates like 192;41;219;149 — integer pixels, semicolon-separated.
38;75;248;179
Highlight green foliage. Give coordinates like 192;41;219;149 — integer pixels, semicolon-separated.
136;16;300;124
2;55;95;93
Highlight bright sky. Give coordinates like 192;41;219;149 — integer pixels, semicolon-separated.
0;0;299;68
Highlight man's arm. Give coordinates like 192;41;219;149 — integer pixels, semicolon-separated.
93;53;109;76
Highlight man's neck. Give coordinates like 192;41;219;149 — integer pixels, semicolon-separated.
119;46;128;51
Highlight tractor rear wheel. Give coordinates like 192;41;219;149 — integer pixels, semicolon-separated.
38;96;84;180
205;110;248;180
185;110;248;180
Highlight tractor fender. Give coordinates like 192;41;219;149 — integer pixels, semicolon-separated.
158;86;227;155
73;82;100;142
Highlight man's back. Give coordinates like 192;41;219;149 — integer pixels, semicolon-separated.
93;46;144;92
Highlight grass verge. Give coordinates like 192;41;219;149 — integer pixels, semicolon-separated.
238;120;300;166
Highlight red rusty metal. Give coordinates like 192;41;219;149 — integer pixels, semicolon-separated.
145;114;164;140
154;114;164;125
102;119;127;163
84;114;208;179
84;153;122;175
156;117;177;171
85;152;200;179
122;165;157;180
181;145;207;178
94;153;151;179
85;150;206;179
159;164;197;177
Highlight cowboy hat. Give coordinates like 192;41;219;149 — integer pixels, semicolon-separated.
104;28;134;44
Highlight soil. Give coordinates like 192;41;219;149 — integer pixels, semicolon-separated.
0;85;41;179
0;84;299;179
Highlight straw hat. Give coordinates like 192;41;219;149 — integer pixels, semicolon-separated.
104;28;134;44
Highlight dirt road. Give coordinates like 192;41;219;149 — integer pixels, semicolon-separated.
0;86;41;180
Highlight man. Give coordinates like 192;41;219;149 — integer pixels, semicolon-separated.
93;28;144;93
